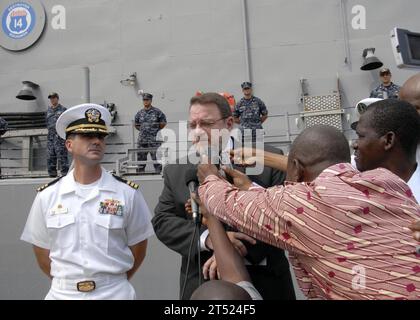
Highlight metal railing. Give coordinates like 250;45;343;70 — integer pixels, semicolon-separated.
115;146;168;177
0;108;358;179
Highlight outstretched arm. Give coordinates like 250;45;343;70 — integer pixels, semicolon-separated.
193;194;251;284
231;148;288;172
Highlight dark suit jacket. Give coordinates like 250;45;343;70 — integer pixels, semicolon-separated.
152;144;296;300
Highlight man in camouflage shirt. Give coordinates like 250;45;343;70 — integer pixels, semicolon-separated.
134;93;167;173
233;82;268;142
46;93;69;177
370;68;401;99
0;116;8;178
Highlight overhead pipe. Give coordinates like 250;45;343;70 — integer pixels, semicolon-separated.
241;0;252;83
83;66;90;103
340;0;352;69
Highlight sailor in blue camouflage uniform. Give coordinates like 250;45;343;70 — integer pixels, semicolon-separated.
233;82;268;142
0;117;7;135
46;93;69;177
0;116;8;178
370;68;401;99
134;93;167;173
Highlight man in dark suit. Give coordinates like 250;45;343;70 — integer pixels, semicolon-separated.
152;92;295;300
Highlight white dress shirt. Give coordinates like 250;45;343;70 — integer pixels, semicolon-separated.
236;281;263;300
21;168;154;279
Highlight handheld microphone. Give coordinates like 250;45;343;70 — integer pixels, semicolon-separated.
185;168;201;225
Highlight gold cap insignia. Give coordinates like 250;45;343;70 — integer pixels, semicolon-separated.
85;108;101;123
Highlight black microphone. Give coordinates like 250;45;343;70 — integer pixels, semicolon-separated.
185;168;201;225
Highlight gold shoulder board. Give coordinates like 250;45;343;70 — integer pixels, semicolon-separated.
112;174;139;190
36;176;64;192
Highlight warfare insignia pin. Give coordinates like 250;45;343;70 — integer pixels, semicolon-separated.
99;199;124;216
85;108;101;123
51;203;68;215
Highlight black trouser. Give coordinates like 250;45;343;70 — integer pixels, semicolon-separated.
137;142;162;172
47;134;69;176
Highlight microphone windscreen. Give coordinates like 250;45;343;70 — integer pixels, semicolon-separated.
185;168;198;186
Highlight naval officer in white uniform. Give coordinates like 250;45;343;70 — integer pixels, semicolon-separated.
21;103;154;300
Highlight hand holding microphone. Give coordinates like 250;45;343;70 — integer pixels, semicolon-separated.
197;153;253;191
221;166;253;191
185;197;208;227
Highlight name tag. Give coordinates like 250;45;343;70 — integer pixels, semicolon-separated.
50;204;68;215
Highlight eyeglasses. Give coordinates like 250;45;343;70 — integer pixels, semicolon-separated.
188;117;227;130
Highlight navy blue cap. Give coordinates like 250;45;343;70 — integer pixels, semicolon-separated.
48;92;59;99
241;82;252;89
143;93;153;100
379;68;391;75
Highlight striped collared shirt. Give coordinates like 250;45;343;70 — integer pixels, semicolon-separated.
199;163;420;300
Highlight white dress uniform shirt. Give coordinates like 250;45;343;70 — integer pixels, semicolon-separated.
21;168;154;296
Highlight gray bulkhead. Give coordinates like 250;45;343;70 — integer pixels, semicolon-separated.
0;0;419;299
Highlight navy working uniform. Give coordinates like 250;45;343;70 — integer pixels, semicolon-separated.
46;93;69;177
370;68;401;99
21;103;155;300
0;117;7;135
233;82;268;141
0;117;8;177
134;93;167;173
370;83;401;99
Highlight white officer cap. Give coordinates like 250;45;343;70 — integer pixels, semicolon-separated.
350;98;383;130
56;103;112;139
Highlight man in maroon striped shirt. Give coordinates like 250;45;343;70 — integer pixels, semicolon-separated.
198;125;420;300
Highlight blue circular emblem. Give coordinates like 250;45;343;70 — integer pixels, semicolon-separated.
2;2;36;40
